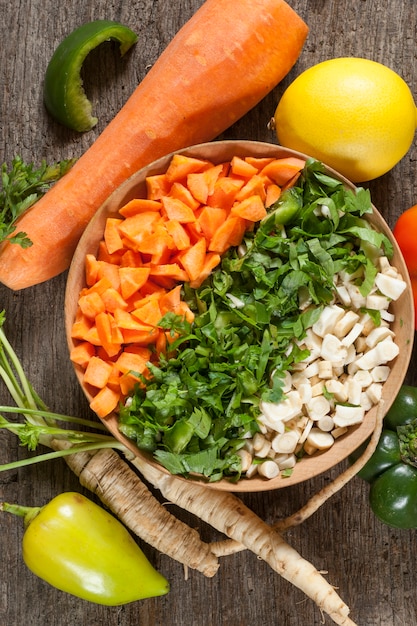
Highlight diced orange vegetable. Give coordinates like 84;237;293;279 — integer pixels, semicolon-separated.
169;182;200;211
95;312;123;357
118;211;161;244
104;218;125;254
189;251;221;288
165;219;191;250
231;195;267;221
160;196;197;224
78;291;106;319
206;176;244;210
187;164;224;204
197;206;227;242
165;154;212;182
178;238;207;282
265;183;282;207
150;263;189;282
83;355;114;389
69;340;96;368
146;173;172;200
132;296;163;327
119;198;162;217
101;287;128;313
208;215;247;253
260;157;305;186
235;175;268;203
230;156;259;178
119;267;151;300
89;385;121;419
115;350;150;379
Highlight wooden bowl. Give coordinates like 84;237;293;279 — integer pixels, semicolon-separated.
65;140;414;492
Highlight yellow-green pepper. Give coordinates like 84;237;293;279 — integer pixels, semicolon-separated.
1;492;169;604
43;20;138;132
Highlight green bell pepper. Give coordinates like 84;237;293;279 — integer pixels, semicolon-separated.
1;492;169;604
350;385;417;529
43;20;138;132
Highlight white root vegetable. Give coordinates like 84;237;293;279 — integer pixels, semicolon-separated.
130;454;357;626
52;441;219;577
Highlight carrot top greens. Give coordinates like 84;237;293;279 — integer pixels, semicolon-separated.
0;156;75;247
118;159;393;482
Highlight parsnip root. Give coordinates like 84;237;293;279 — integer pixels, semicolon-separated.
52;441;219;577
130;455;357;626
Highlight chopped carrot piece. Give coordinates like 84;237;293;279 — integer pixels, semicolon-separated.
235;175;267;203
260;157;305;186
161;196;197;223
150;263;189;282
89;385;120;419
165;154;212;182
115;351;150;380
165;218;191;250
118;211;161;244
95;312;123;357
189;251;221;288
178;238;207;282
122;327;159;345
114;308;151;330
282;170;302;191
244;156;275;170
208;215;247;253
206;176;244;210
230;156;258;178
78;291;106;319
84;276;114;297
71;311;93;341
169;182;200;210
265;183;282;207
119;266;151;300
146;173;172;200
100;287;128;313
158;284;182;315
85;254;100;286
83;355;114;389
119;198;162;217
70;341;96;368
231;195;267;221
132;296;163;327
96;261;121;291
197;206;227;242
187;164;224;204
96;240;124;265
104;218;125;254
120;249;143;268
184;220;203;245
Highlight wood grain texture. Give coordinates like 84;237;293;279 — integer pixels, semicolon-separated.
0;1;416;625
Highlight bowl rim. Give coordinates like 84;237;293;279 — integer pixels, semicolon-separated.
65;139;415;492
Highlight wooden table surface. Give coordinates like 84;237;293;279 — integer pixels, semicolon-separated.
1;1;416;625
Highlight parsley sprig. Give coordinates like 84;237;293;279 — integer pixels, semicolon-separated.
119;159;393;482
0;156;76;247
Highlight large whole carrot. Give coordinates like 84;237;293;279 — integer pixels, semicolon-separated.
0;0;308;290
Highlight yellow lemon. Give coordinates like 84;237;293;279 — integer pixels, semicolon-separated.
273;57;417;182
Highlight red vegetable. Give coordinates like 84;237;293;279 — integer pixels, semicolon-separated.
393;204;417;328
0;0;308;290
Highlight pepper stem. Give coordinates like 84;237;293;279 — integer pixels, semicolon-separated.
0;502;42;527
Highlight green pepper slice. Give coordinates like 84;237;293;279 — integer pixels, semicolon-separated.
1;492;169;604
43;20;138;132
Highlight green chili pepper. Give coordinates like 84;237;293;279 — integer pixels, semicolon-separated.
1;492;169;604
350;385;417;529
43;20;138;132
